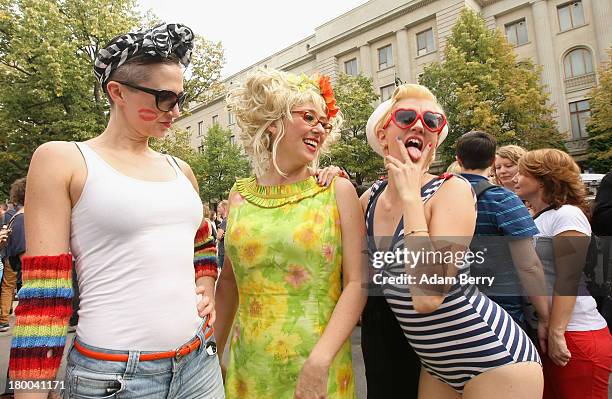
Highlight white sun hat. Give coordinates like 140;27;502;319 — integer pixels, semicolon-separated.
365;100;449;156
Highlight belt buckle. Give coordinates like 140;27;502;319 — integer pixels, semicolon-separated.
175;346;185;361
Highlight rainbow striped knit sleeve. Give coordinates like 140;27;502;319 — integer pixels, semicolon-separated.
9;253;73;381
194;220;218;280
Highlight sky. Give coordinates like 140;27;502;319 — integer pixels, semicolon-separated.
137;0;370;78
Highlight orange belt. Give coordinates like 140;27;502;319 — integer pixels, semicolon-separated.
74;318;214;362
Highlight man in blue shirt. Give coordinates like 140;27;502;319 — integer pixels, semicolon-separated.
456;132;549;343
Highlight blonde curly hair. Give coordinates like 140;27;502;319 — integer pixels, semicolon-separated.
494;145;527;185
226;68;343;177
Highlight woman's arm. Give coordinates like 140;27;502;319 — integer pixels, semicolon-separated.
12;142;79;399
214;255;239;367
295;178;367;397
547;230;590;366
175;157;218;320
405;176;476;313
508;239;550;351
385;143;475;314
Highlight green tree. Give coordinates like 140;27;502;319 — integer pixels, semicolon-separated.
0;0;224;197
419;8;565;164
586;48;612;173
184;36;225;105
193;124;251;203
0;0;140;195
326;73;384;186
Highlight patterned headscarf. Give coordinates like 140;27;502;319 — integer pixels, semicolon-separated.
94;23;194;88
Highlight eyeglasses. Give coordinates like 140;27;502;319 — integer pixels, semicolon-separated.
290;110;333;134
113;81;187;112
383;108;447;133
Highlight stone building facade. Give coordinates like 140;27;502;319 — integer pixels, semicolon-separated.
176;0;611;162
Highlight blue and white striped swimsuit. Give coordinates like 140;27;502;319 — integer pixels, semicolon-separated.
365;175;541;392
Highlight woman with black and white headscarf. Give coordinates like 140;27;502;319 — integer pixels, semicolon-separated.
9;23;224;398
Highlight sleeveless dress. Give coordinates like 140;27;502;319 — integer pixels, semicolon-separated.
365;175;541;393
224;176;355;399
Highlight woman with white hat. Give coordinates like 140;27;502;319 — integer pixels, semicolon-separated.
360;84;542;398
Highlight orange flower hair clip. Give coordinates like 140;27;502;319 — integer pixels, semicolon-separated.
317;75;339;119
287;72;340;119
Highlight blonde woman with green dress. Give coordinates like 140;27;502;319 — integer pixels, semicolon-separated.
214;68;366;399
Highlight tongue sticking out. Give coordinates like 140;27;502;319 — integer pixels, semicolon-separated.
407;146;422;162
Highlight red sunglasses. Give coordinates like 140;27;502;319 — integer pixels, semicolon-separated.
383;108;447;133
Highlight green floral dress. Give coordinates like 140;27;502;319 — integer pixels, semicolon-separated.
224;176;355;399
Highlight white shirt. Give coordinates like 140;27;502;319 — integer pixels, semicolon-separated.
70;143;203;350
535;205;607;332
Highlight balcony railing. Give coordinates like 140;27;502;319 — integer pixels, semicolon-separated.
565;137;589;156
565;73;597;93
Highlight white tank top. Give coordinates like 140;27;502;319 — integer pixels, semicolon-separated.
70;142;203;350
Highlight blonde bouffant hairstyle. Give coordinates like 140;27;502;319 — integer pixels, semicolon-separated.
518;149;590;219
226;68;343;177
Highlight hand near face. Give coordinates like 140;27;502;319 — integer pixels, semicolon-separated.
385;138;433;203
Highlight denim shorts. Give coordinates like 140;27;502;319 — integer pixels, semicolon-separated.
63;319;224;399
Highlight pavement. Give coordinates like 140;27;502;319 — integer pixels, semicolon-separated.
0;305;367;398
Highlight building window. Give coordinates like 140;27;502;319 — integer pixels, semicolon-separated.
212;115;219;125
569;100;590;139
416;28;435;56
505;19;528;46
345;58;358;76
228;111;236;125
564;48;594;78
380;84;395;102
558;1;585;32
197;121;204;136
378;45;393;70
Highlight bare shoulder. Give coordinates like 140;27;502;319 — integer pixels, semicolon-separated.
171;156;194;175
333;177;358;200
332;177;363;222
429;175;474;214
171;156;198;190
30;141;82;177
438;175;473;197
33;141;81;159
172;156;191;170
359;187;373;212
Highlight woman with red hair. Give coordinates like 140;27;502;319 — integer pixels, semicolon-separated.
514;148;612;399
